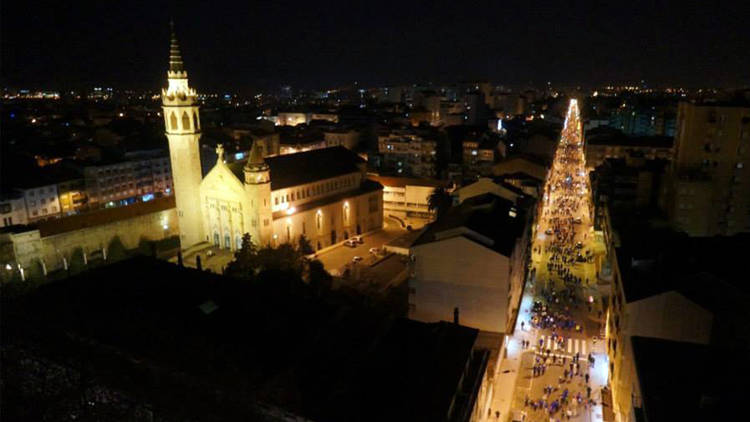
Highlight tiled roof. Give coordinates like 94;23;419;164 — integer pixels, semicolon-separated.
228;146;364;190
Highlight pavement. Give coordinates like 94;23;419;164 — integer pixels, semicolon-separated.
313;223;406;275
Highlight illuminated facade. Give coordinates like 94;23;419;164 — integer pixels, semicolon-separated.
162;25;204;248
163;27;382;250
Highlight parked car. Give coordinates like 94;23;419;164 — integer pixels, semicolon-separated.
344;239;357;248
368;247;380;255
353;235;364;244
351;256;363;263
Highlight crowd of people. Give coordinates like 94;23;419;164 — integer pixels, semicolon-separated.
515;101;605;421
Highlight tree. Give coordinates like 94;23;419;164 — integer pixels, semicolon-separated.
224;233;259;279
107;236;128;262
427;186;453;219
256;243;304;275
297;234;314;255
308;259;332;297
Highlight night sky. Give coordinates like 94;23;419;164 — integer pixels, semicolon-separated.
3;0;749;92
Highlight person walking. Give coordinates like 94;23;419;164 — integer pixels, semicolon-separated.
585;373;589;384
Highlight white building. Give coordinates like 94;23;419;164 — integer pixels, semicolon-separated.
368;175;449;229
0;191;28;227
408;193;531;334
20;184;62;222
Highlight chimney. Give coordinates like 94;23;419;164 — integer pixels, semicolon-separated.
196;255;202;271
177;251;183;267
453;307;459;325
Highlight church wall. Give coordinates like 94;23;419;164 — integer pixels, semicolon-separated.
271;189;382;250
6;208;178;277
270;172;363;214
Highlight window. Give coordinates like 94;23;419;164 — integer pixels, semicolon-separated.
170;112;178;130
182;112;191;131
275;197;279;205
263;219;269;226
236;234;242;250
224;234;231;249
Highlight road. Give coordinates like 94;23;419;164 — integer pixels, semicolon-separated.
501;100;609;422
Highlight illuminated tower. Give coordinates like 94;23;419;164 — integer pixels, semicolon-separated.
243;141;273;245
162;23;204;248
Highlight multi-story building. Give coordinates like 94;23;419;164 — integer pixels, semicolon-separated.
19;184;62;222
609;103;676;137
585;127;674;169
377;132;437;177
604;234;715;422
662;102;750;236
277;111;339;126
408;193;530;335
0;191;28;227
57;178;88;215
324;128;360;150
367;175;449;229
84;150;172;208
462;135;500;177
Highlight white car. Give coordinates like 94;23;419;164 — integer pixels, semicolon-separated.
368;247;380;255
351;256;363;263
344;239;357;248
352;235;364;244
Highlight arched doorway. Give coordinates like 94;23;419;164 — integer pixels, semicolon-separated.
213;232;220;246
330;230;336;245
356;224;362;235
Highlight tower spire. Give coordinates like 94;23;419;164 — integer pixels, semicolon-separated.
169;20;184;72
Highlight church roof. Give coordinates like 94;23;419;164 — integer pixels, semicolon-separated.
227;146;364;190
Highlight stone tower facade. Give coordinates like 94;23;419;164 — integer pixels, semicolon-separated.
243;142;274;245
162;24;204;248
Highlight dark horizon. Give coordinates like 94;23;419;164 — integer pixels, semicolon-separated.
3;0;750;92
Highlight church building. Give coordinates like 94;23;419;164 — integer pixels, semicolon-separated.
162;26;382;251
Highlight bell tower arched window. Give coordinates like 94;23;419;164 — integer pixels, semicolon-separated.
170;112;178;131
194;112;200;130
182;112;191;131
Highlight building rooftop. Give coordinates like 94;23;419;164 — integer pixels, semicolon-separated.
586;127;673;148
2;256;484;421
228;146;365;191
631;336;733;422
358;318;482;421
35;196;175;237
413;193;528;257
367;174;448;188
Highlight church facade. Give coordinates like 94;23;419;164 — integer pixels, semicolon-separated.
162;28;382;251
